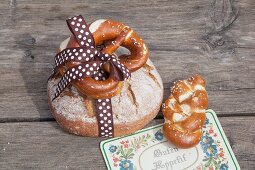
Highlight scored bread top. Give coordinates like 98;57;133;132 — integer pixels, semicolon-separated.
48;35;163;125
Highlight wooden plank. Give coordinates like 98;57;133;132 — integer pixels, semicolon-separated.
0;117;254;169
0;0;255;120
0;62;254;121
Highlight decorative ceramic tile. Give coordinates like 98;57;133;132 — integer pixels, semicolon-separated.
100;110;240;170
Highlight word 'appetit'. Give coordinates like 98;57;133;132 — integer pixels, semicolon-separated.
152;154;187;170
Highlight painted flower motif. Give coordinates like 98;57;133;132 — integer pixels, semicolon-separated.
120;140;129;148
119;159;134;170
154;130;164;141
203;144;218;157
220;163;229;170
219;152;224;157
113;157;119;163
209;129;214;134
209;167;214;170
196;166;202;170
199;114;230;169
109;145;117;153
201;136;214;146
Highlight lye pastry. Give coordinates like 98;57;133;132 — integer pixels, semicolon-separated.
47;15;163;137
162;75;208;148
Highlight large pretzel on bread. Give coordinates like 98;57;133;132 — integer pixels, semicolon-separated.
57;19;149;99
162;75;208;148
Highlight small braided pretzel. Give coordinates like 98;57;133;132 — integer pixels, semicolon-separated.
162;75;208;148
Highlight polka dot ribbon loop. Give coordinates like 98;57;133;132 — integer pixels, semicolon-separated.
52;61;102;100
51;15;132;137
54;47;98;68
66;15;95;47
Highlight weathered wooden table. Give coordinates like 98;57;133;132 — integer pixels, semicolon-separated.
0;0;254;169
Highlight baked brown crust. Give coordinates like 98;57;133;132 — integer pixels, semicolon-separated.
48;95;160;137
48;58;163;137
162;75;208;148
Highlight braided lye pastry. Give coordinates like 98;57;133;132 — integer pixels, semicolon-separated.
48;15;163;137
162;75;208;148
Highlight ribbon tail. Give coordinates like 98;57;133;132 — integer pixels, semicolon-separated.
109;60;131;81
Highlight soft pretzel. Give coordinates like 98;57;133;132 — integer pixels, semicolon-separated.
162;75;208;148
56;19;149;99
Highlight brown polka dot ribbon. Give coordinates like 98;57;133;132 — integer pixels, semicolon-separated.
95;99;114;137
51;15;131;137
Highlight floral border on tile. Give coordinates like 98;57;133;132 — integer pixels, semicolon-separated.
195;118;229;170
108;129;163;170
106;114;231;170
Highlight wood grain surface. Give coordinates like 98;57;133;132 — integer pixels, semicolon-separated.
0;0;254;119
0;118;254;170
0;0;254;169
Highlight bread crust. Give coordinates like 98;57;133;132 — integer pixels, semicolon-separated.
48;97;160;137
48;59;163;137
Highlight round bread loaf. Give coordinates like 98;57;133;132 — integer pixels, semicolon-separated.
47;19;163;137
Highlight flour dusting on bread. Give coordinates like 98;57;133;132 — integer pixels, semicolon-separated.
48;58;163;124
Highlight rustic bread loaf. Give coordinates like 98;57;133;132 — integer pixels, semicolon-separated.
47;38;163;137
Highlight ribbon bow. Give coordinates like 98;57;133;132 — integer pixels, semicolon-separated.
53;15;131;100
51;15;131;137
